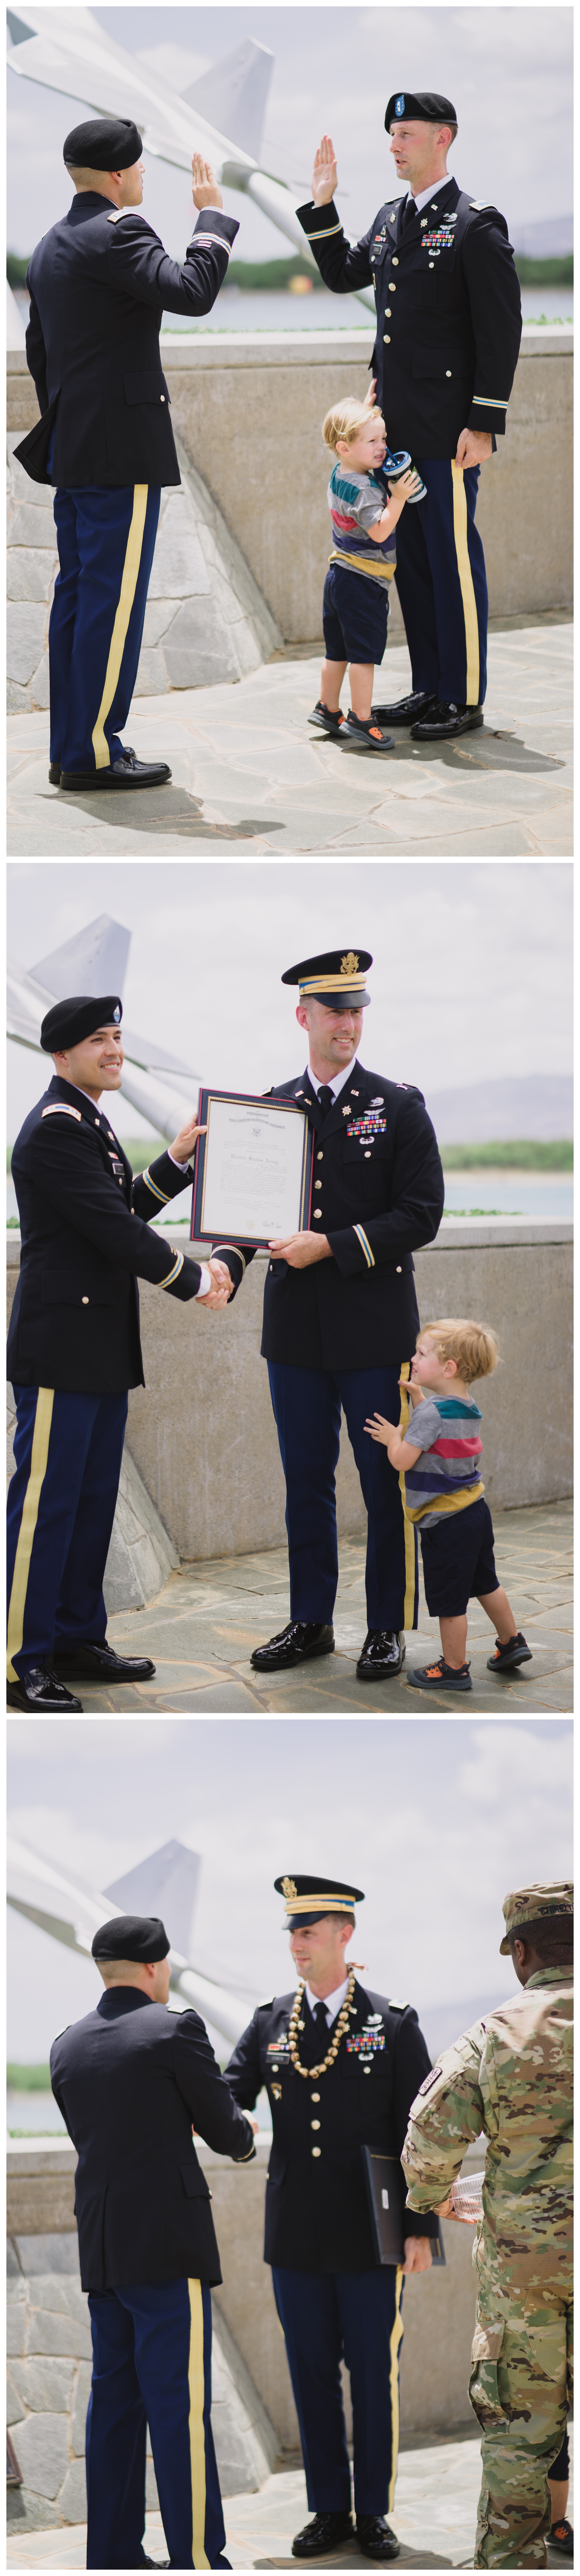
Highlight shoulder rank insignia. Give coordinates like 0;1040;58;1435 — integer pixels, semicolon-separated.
469;199;495;211
258;1996;274;2009
388;1997;409;2011
41;1103;81;1120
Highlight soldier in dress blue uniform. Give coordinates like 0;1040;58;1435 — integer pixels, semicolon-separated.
226;1875;438;2563
214;949;444;1680
50;1911;256;2570
15;114;238;791
297;93;522;740
7;993;231;1710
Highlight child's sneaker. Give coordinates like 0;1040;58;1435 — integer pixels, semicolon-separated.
548;2519;574;2558
408;1656;472;1693
342;713;395;751
487;1632;532;1672
308;700;346;735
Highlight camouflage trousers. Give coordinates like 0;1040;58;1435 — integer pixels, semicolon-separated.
469;2289;573;2567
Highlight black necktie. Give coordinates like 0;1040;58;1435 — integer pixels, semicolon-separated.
314;2000;329;2046
317;1085;334;1121
402;196;417;230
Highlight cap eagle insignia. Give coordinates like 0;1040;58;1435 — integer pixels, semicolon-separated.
281;1876;297;1900
341;952;360;976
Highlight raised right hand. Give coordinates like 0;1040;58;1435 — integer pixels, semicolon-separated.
191;152;222;210
311;134;338;205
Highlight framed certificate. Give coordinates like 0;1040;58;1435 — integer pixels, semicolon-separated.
190;1089;313;1248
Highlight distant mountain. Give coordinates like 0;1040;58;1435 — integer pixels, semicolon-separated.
420;1991;515;2061
424;1074;573;1144
511;215;573;258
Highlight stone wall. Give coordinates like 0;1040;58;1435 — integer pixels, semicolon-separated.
6;420;281;716
7;2133;485;2536
7;328;573;687
7;2224;275;2537
6;1220;572;1565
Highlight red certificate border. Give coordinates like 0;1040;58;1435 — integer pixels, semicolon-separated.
190;1088;313;1248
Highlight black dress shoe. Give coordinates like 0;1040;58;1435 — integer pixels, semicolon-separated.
60;749;171;789
52;742;140;787
410;698;484;740
292;2511;354;2558
370;690;436;725
251;1620;335;1671
356;2516;400;2562
52;1641;156;1682
356;1630;405;1680
6;1664;83;1710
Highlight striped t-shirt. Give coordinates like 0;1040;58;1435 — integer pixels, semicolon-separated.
401;1394;484;1525
327;461;397;586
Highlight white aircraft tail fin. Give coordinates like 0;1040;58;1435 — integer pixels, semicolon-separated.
104;1838;202;1965
29;912;131;1000
183;36;274;163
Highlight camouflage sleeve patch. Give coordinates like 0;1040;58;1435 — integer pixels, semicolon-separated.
401;2025;486;2210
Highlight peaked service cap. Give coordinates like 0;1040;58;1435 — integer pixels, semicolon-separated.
40;995;123;1050
385;91;457;129
92;1914;170;1961
499;1881;573;1955
63;116;143;170
282;950;372;1010
275;1873;365;1929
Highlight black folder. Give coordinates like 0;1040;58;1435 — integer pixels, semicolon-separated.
362;2146;446;2266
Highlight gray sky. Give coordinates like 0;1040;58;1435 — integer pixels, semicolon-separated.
7;1715;572;2063
7;5;573;259
7;861;573;1144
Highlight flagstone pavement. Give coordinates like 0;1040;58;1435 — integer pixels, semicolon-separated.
72;1497;572;1712
6;2423;574;2568
7;618;572;858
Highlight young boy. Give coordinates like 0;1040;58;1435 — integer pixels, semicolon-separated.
365;1319;532;1693
309;398;424;753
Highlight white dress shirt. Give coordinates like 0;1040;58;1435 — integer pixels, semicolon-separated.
305;1975;349;2028
406;181;447;214
307;1059;355;1104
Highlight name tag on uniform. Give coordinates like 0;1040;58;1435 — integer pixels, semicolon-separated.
346;1115;387;1139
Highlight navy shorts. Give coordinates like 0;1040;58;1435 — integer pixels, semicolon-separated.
420;1497;499;1618
323;564;389;665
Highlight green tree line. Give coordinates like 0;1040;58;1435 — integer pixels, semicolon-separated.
7;251;574;292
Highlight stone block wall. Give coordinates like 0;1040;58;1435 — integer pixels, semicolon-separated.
6;419;281;714
7;2229;276;2537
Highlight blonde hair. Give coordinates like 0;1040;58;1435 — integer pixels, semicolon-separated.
418;1318;499;1385
322;399;385;454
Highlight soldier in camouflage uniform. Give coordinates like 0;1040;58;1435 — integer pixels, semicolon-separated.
401;1882;573;2569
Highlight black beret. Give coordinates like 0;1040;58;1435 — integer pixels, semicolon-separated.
385;91;457;129
275;1873;364;1929
282;949;372;1011
40;994;123;1051
92;1914;170;1962
63;116;142;172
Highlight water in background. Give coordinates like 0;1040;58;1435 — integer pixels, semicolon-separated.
7;1174;573;1226
160;283;573;334
7;2089;68;2137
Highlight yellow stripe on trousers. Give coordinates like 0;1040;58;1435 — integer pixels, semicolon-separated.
7;1387;54;1681
187;2279;209;2571
450;461;480;706
91;484;148;769
387;2265;404;2517
397;1362;417;1632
